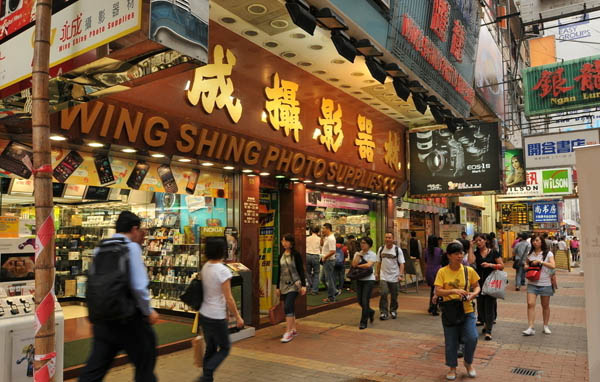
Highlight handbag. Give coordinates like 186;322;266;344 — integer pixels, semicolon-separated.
347;256;373;280
439;266;469;327
268;301;285;325
192;335;205;368
482;270;508;299
525;252;548;281
180;278;203;311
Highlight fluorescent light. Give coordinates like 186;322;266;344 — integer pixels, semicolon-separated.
336;185;345;189
364;191;371;194
315;182;324;185
88;142;103;148
178;158;192;163
259;172;270;176
242;169;253;173
326;184;335;188
304;179;313;183
151;153;165;158
247;174;257;177
50;135;67;141
392;196;398;199
347;188;354;191
201;162;214;167
275;175;286;179
290;177;299;181
223;166;235;170
356;189;363;192
122;148;137;153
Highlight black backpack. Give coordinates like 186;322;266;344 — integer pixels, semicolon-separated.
86;237;137;323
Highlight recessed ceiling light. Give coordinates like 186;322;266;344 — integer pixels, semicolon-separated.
270;19;289;29
243;30;259;37
259;172;270;176
298;61;312;67
356;189;363;192
223;166;235;170
50;135;67;141
392;195;398;199
350;72;364;77
275;175;286;179
291;33;306;39
347;188;354;191
309;44;323;50
281;51;296;58
304;179;313;183
328;78;339;82
151;153;165;158
201;162;214;167
313;70;326;75
315;182;324;185
326;184;335;187
221;17;236;24
290;177;299;181
242;169;253;173
88;142;103;148
248;174;257;177
372;103;381;106
336;185;345;189
364;191;371;194
351;91;362;95
178;158;191;163
247;3;267;15
264;41;279;48
362;97;373;101
331;59;345;64
374;85;386;91
340;84;351;88
364;79;377;83
122;148;137;153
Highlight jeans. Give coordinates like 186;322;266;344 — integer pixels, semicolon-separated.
477;294;497;334
282;291;299;316
515;264;526;287
323;260;338;300
335;264;345;290
357;280;375;325
443;312;478;367
306;254;321;293
199;314;231;382
379;280;399;315
79;314;157;382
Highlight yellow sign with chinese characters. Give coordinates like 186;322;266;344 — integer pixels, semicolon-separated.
317;98;343;152
384;130;401;172
264;73;303;142
187;44;243;123
355;114;375;162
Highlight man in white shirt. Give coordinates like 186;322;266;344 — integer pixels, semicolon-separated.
376;232;405;320
305;226;322;295
321;223;338;302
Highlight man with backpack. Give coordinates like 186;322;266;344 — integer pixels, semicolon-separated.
376;232;405;320
79;211;159;382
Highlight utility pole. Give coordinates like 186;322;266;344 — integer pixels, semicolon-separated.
32;0;56;381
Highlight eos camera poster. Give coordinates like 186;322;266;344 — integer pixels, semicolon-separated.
409;123;501;195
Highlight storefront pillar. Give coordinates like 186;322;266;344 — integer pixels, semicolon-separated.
240;174;261;326
385;196;395;234
280;182;307;316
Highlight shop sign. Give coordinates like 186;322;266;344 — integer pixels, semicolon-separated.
0;0;142;91
305;191;371;210
500;202;529;225
409;122;501;195
390;0;479;117
475;25;504;120
522;54;600;116
541;168;571;194
533;202;559;223
523;129;600;169
506;168;573;197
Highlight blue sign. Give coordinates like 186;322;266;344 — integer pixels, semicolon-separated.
533;202;558;223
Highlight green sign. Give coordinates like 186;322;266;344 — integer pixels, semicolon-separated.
523;54;600;116
542;169;570;194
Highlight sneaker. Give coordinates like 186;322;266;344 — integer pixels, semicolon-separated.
543;326;552;334
464;362;476;378
280;332;294;343
291;329;298;337
522;327;535;336
336;290;342;297
380;313;388;321
390;311;397;319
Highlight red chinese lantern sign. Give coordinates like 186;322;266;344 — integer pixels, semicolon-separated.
524;54;600;116
430;0;450;42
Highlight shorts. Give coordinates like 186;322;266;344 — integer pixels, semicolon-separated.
527;284;554;296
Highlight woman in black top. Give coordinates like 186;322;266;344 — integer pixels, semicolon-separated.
275;233;307;343
474;233;504;341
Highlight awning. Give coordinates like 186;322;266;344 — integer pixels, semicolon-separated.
563;219;580;227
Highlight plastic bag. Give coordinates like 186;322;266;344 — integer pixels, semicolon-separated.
192;335;205;368
482;270;508;299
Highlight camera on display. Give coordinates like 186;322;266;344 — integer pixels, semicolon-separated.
416;126;490;177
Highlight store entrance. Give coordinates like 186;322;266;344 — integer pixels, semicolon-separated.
258;189;279;321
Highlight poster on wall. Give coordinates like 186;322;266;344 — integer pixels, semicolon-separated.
409;123;502;195
259;226;274;312
504;149;525;188
11;328;35;381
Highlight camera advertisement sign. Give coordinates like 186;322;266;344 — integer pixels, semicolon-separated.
523;129;599;169
409;123;501;195
506;168;573;197
533;202;559;223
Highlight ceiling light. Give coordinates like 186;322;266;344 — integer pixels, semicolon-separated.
336;185;345;189
365;57;387;84
412;92;428;114
290;177;299;181
431;106;450;124
87;142;103;148
285;0;316;36
223;166;235;170
315;7;347;30
326;184;335;187
384;63;407;78
408;80;428;93
122;148;137;153
315;182;324;185
347;188;354;191
201;162;214;167
355;39;383;57
259;172;270;176
178;158;191;163
50;135;67;141
364;190;371;194
330;29;356;63
426;95;443;107
392;195;398;199
248;174;257;177
275;175;286;179
242;169;253;173
151;153;166;158
393;77;411;101
304;179;313;183
356;189;363;192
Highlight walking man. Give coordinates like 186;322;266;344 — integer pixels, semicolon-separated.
79;211;159;382
305;226;322;295
321;223;338;302
410;231;425;280
513;232;530;291
376;232;405;320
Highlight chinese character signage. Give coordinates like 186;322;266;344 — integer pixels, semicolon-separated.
523;129;600;168
389;0;479;118
501;203;529;225
523;54;600;116
505;168;573;197
0;0;142;91
409;122;501;195
533;202;559;223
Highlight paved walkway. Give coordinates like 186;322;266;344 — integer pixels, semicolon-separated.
67;267;589;381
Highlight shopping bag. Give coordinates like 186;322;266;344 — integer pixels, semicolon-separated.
482;270;508;299
192;335;205;368
269;301;285;325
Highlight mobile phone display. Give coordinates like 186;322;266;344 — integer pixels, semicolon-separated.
126;161;150;190
0;141;34;179
185;169;200;195
157;164;178;193
53;151;84;183
94;155;115;186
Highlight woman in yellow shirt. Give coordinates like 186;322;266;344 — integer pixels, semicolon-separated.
435;242;481;380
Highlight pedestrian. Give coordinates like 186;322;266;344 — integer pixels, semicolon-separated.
275;233;307;343
79;211;159;382
321;223;338;303
570;237;580;263
346;234;360;292
376;232;405;320
522;233;556;336
305;226;321;295
513;232;530;291
334;236;347;293
197;237;244;382
461;231;468;240
352;237;377;329
410;231;425;282
557;237;568;251
425;235;443;316
435;242;480;380
474;233;504;341
489;232;499;252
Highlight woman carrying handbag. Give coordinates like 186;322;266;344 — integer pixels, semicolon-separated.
350;237;377;330
275;233;307;343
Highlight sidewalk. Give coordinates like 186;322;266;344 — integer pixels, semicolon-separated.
68;267;588;381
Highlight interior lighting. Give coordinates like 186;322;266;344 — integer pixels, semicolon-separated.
384;63;407;78
178;158;192;163
315;182;324;185
355;39;383;57
201;162;214;167
392;77;411;101
356;189;363;192
364;190;371;194
247;174;257;177
336;185;345;189
275;175;286;179
365;57;387;84
392;195;398;199
304;179;313;183
347;187;354;191
242;169;253;173
259;172;270;176
285;0;317;36
326;183;335;187
122;148;137;153
411;92;428;115
315;7;347;30
151;153;166;158
87;142;104;148
330;30;357;63
223;166;235;170
50;135;67;141
290;177;299;181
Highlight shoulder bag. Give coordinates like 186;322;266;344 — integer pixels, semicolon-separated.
347;255;373;280
439;266;469;327
525;252;548;282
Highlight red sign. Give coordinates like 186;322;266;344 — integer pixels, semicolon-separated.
0;0;35;41
450;20;465;63
532;68;574;98
574;60;600;92
430;0;450;42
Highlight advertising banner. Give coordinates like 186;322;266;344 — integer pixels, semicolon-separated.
305;191;371;210
501;202;529;225
533;202;559;223
11;328;35;381
523;129;600;168
504;149;525;188
505;168;573;197
409;123;501;195
475;25;504;120
0;0;142;90
259;226;274;312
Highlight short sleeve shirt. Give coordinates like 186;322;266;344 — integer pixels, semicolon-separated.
321;233;337;261
377;245;405;282
357;250;377;281
199;262;233;320
527;252;554;287
434;265;480;314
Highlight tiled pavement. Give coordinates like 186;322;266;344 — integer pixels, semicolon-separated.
67;267;589;381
